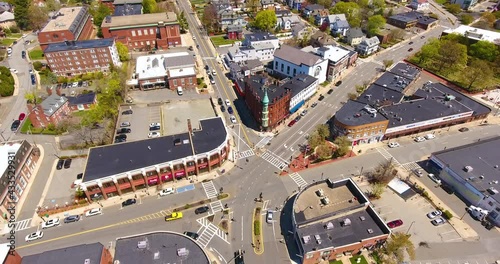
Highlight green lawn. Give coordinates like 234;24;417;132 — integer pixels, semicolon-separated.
1;38;16;46
20;119;59;135
349;255;368;264
210;35;237;47
435;0;447;4
329;260;343;264
29;47;44;60
6;33;22;38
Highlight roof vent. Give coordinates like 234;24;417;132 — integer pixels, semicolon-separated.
177;247;189;257
137;240;148;249
342;218;351;226
316;189;324;197
367;228;374;234
359;216;366;221
314;234;322;244
325;222;334;230
84;259;91;264
321;197;330;205
464;166;473;172
479;175;485;180
174;138;181;146
154;251;160;260
302;235;311;244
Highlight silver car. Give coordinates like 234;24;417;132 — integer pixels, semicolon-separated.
431;217;446;226
120;122;131;127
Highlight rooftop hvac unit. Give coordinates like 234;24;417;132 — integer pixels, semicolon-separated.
464;166;473;172
359;216;366;221
177;247;189;257
302;235;311;244
314;234;322;244
316;189;324;197
84;259;90;264
342;218;351;226
321;197;330;205
137;240;147;249
367;228;374;234
325;222;334;230
487;188;499;195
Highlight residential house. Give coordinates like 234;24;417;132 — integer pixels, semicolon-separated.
218;10;247;31
314;45;357;81
328;14;350;36
410;0;429;10
227;32;279;63
310;31;336;47
450;0;478;10
282;74;319;113
242;31;280;48
345;28;365;46
314;9;330;26
273;44;328;83
292;23;311;39
287;0;305;10
27;94;70;128
212;0;232;11
261;0;275;10
227;24;243;40
387;11;438;30
0;2;11;12
356;36;380;56
67;92;97;111
21;243;113;264
276;9;292;18
113;0;143;16
0;11;13;28
277;14;301;31
44;39;122;77
302;4;324;17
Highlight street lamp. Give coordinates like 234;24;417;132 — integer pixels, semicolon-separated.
405;221;416;235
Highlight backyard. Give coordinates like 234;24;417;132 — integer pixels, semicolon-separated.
189;0;207;16
210;35;237;47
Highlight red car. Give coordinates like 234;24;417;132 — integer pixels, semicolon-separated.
18;113;26;121
386;219;403;228
288;120;296;127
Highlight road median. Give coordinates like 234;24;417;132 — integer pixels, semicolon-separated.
252;206;264;255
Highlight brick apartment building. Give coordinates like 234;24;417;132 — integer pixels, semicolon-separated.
101;12;181;50
27;94;70;128
38;6;94;51
0;140;40;224
44;38;122;76
67;93;97;111
21;243;112;264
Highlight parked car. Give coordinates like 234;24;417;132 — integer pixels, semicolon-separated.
427;210;442;219
458;127;469;132
21;51;26;58
115;134;127;140
18;113;26;121
122;198;136;207
72;82;78;88
149;122;161;128
414;136;426;142
120;122;131;127
386;219;403;228
64;215;80;223
195;206;210;214
230;116;237;124
148;132;160;138
431;217;446;226
117;128;131;134
327;89;334;94
288;120;296;127
318;95;325;101
9;68;17;73
85;208;103;217
41;218;60;229
388;142;400;148
31;74;36;85
311;102;318;108
227;106;234;114
414;169;423;177
56;159;64;170
122;109;133;115
212;69;217;75
25;231;44;242
218;98;223;105
335;81;342;86
301;110;308;116
63;158;72;169
149;125;161;131
408;48;414;52
183;231;199;240
409;41;414;45
266;210;274;223
225;99;231;106
114;137;126;143
428;173;441;184
424;134;435;140
209;76;215;84
294;116;301;122
10;120;20;131
220;105;226;112
159;187;175;196
421;36;425;39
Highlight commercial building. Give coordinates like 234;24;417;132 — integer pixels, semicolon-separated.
449;0;478;10
442;25;500;46
292;178;390;264
314;45;357;82
0;243;21;264
128;52;196;90
114;231;210;264
101;12;181;50
282;74;319;113
227;32;279;63
0;140;40;223
409;0;430;10
44;39;122;76
38;7;94;51
387;11;438;30
27;94;70;128
273;45;328;83
429;136;500;227
21;243;112;264
66;92;97;111
78;117;229;200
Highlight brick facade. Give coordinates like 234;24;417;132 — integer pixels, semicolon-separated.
167;75;197;90
27;96;70;128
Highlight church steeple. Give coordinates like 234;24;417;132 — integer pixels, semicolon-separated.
262;88;269;130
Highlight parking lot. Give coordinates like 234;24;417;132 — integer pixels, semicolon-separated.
372;187;462;244
161;99;215;135
117;104;162;143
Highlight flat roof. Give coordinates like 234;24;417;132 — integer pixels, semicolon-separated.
169;68;195;78
317;45;351;63
356;84;404;107
41;6;88;33
114;232;209;264
113;4;142;16
83;117;226;182
281;74;318;97
373;72;412;93
22;243;104;264
102;12;177;29
135;52;193;80
389;62;421;80
0;142;21;177
244;75;286;103
443;25;500;45
432;136;500;203
44;38;115;53
334;100;388;127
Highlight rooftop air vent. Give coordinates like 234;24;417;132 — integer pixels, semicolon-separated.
367;228;374;234
137;240;147;249
342;218;351;227
154;251;160;260
325;222;334;230
315;234;322;244
316;189;324;197
321;197;330;205
177;248;189;257
464;166;473;172
479;175;485;180
302;235;311;244
359;216;366;221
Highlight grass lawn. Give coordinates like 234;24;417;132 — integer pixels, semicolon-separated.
20;119;59;135
210;35;236;47
29;47;44;60
435;0;447;4
1;38;16;46
329;260;343;264
349;255;368;264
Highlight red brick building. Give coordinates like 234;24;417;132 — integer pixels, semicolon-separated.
27;94;70;128
0;243;21;264
67;93;97;111
101;12;181;51
244;75;291;131
38;6;94;51
227;25;243;40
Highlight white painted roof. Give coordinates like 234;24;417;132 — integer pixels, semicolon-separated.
135;52;192;80
168;67;195;78
444;25;500;45
0;142;21;179
0;243;11;261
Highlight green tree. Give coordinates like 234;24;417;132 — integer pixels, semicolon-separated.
0;66;14;97
318;0;333;8
254;10;277;31
462;59;494;91
372;0;386;10
444;3;461;14
367;15;386;36
308;132;323;150
316;124;330;139
115;42;129;62
142;0;158;14
316;144;333;161
460;14;474;25
13;0;30;30
469;40;499;62
436;39;468;73
28;4;49;30
369;183;385;199
333;136;351;157
377;232;416;264
330;2;361;27
383;59;394;71
201;4;218;33
245;0;260;15
33;61;43;71
481;12;496;26
92;4;112;37
178;11;189;33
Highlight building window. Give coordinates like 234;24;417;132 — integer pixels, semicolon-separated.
138;30;142;36
19;177;27;188
189;78;193;84
143;29;148;35
173;79;177;86
15;184;23;196
149;28;154;35
131;30;136;36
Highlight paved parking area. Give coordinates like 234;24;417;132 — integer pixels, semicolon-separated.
117;105;162;142
161;99;216;135
42;158;86;209
372;187;462;244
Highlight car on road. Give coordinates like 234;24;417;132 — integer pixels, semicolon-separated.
165;212;183;221
18;113;26;121
335;81;342;86
11;120;20;131
183;231;199;240
41;218;60;229
288;120;297;127
424;134;435;140
414;169;423;177
159;187;175;196
56;159;64;170
120;122;131;127
212;69;217;75
414;136;426;142
148;132;160;138
294;116;301;122
149;125;161;131
408;48;414;52
209;75;215;84
64;215;80;223
311;102;318;108
122;198;136;207
230;116;237;124
421;36;425;39
409;41;414;45
192;36;196;40
31;74;36;85
266;210;274;223
63;158;72;169
388;142;400;148
117;128;131;134
72;82;78;88
428;173;441;184
386;219;403;228
318;95;325;101
220;105;226;112
149;122;161;128
427;210;442;219
301;110;307;116
122;109;133;115
21;50;26;58
327;89;334;94
25;231;43;242
85;208;103;217
195;206;210;214
218;98;223;105
225;99;231;106
458;127;469;132
431;217;446;226
228;106;234;114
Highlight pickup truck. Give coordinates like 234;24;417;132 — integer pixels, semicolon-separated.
165;212;183;221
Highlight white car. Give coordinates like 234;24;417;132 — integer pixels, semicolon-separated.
414;136;426;142
149;122;161;128
427;210;442;219
159;187;175;196
212;69;217;76
72;82;78;87
148;132;160;138
41;218;60;229
25;231;43;242
431;217;446;226
7;47;12;54
192;35;196;40
428;173;441;184
266;210;274;223
230;116;237;124
425;134;436;140
388;142;400;148
85;208;103;217
29;69;33;74
414;169;423;177
225;99;231;106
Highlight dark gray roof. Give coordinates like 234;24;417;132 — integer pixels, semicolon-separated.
275;9;292;17
40;94;68;117
45;39;115;53
245;59;263;70
113;0;142;4
227;24;243;32
164;55;195;69
356;84;404;107
66;93;96;106
346;28;365;39
245;75;284;103
373;72;412;93
22;243;104;264
281;74;318;97
389;11;437;25
113;3;142;16
389;62;420;80
261;0;274;4
304;4;324;11
83;117;226;182
432;136;500;203
274;45;323;67
244;32;277;42
334;100;388;126
114;232;209;264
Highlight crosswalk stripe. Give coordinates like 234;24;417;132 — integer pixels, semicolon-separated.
376;148;401;166
255;136;273;148
261;151;288;170
289;172;308;188
14;218;32;231
201;181;218;199
401;161;421;172
236;149;255;160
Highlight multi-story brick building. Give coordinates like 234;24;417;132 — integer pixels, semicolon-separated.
38;6;94;51
101;12;181;51
45;39;121;77
27;94;70;128
0;140;40;224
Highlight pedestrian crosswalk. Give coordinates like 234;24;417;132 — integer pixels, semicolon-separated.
235;149;255;160
261;151;288;170
255;136;273;149
14;218;32;231
401;161;421;172
209;200;224;214
376;148;401;166
289;172;308;188
196;218;228;248
201;181;218;199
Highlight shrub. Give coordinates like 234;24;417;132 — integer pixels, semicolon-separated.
184;204;191;209
9;25;20;33
253;220;260;235
33;61;43;71
442;210;453;220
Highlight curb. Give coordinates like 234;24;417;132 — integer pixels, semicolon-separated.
251;207;264;255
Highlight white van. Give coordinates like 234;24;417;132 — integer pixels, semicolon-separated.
177;87;183;95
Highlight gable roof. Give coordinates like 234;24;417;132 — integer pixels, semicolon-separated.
360;36;380;46
67;93;96;106
304;4;324;11
274;45;323;67
346;28;365;39
40;94;68;116
327;14;347;23
292;23;307;36
333;19;350;28
0;11;13;22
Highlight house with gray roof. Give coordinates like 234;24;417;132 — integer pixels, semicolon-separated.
328;14;350;36
27;94;70;128
356;36;380;56
345;27;365;46
273;44;328;83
